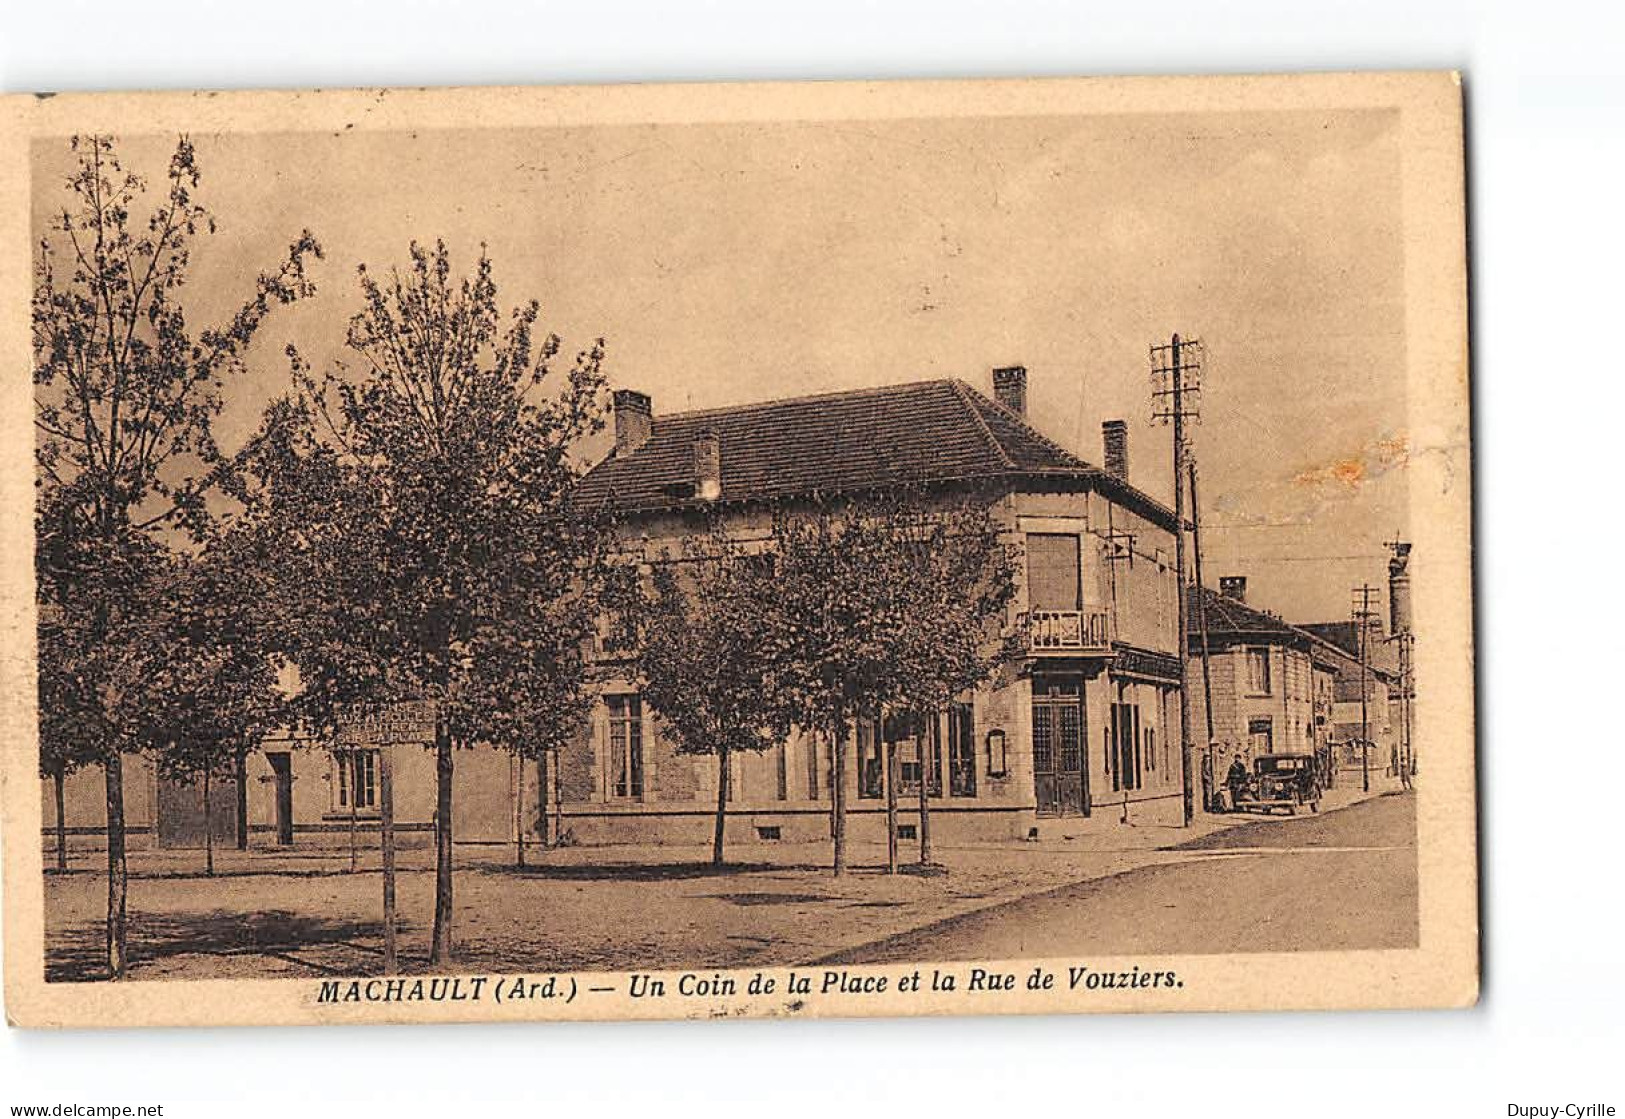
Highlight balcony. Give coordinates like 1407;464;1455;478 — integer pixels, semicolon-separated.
1025;606;1111;655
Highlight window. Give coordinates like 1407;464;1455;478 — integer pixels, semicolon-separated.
1248;717;1273;755
1026;533;1082;612
335;749;378;811
948;703;976;797
1111;703;1143;791
1145;726;1156;772
606;695;644;799
775;740;788;801
1245;647;1273;695
891;712;942;798
857;720;883;800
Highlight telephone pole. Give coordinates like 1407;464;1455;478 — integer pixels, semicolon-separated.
1385;536;1415;783
1188;461;1217;811
1152;334;1202;825
1351;583;1381;793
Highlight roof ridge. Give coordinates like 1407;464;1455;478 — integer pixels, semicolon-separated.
636;377;960;426
948;380;1016;470
960;380;1097;471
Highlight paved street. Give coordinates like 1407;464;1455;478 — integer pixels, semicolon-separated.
824;791;1418;963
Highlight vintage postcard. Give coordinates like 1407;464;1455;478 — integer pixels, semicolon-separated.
0;72;1474;1029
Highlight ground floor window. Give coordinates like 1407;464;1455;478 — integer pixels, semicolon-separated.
1111;702;1143;791
857;713;946;799
857;720;883;799
1248;716;1273;756
893;712;942;798
607;694;644;799
334;749;378;811
948;703;976;797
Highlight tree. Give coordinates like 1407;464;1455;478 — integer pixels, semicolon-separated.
635;525;779;866
757;491;1017;876
37;599;106;872
873;499;1018;867
265;240;611;964
150;541;286;877
32;134;321;977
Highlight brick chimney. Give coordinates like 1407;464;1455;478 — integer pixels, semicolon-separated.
1219;575;1247;602
1388;542;1412;634
1102;420;1129;481
992;365;1027;417
612;389;652;456
693;430;722;502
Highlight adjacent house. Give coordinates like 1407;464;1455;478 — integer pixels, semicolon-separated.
1298;619;1400;776
1184;576;1340;802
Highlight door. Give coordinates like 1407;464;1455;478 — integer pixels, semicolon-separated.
1032;679;1088;817
268;752;295;846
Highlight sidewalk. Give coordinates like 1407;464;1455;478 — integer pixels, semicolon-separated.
42;777;1404;981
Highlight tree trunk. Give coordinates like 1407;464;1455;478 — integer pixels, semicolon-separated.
515;752;526;869
831;720;847;877
537;753;550;848
53;766;67;872
203;768;215;877
884;734;898;875
348;752;359;874
234;746;249;850
429;725;455;965
380;744;397;976
712;746;730;867
918;719;934;866
551;745;564;845
104;753;128;980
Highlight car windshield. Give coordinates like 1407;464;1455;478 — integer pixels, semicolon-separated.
1257;757;1304;773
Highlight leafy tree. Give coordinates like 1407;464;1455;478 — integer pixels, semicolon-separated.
150;540;286;876
870;499;1018;866
32;134;321;977
758;491;1017;875
37;598;107;873
635;524;779;866
264;240;611;964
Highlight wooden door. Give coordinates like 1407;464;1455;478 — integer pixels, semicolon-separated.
1032;680;1088;817
268;752;294;846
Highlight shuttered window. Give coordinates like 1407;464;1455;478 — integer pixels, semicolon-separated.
1026;533;1081;612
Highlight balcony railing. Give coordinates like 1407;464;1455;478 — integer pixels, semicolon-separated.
1026;606;1111;654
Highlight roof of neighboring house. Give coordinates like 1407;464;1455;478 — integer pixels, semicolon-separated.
1185;587;1394;679
1298;620;1398;678
574;378;1176;529
1186;584;1303;643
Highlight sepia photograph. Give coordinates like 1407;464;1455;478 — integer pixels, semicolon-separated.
0;72;1474;1029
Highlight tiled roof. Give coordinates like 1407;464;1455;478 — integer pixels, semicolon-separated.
1186;584;1302;642
576;378;1175;527
1187;593;1396;681
1298;620;1398;678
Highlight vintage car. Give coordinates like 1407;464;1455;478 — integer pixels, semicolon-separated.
1233;753;1322;815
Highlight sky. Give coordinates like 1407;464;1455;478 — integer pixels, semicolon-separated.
32;108;1408;624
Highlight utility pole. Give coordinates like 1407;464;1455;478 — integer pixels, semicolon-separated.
1188;461;1217;811
1152;334;1202;825
1386;536;1415;784
1352;583;1381;794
